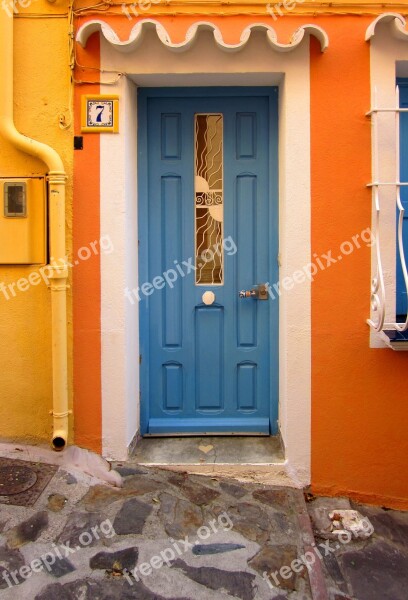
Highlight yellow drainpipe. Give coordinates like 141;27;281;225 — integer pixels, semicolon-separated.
0;10;70;450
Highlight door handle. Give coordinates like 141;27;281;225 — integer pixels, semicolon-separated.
238;284;269;301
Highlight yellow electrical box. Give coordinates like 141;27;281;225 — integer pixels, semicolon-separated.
0;178;47;265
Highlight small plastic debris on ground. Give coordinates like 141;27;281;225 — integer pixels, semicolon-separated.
62;446;123;488
329;509;374;539
304;491;316;503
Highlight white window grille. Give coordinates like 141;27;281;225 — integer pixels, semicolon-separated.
367;85;408;349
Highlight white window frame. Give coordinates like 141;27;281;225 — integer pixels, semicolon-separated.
366;14;408;349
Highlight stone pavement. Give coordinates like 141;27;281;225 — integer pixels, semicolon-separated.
307;496;408;600
0;454;407;600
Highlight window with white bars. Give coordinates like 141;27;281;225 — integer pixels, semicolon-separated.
367;83;408;347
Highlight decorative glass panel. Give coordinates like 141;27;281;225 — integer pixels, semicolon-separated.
195;114;223;285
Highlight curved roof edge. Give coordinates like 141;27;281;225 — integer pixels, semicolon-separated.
366;13;408;42
76;19;329;54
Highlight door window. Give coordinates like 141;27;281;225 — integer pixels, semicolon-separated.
194;114;224;285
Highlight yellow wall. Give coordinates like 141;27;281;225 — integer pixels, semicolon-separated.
0;2;73;444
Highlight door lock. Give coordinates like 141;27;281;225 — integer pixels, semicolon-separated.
238;284;269;301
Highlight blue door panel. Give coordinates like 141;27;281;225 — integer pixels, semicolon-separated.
161;176;183;347
236;175;257;347
237;362;257;411
147;418;270;435
162;363;183;412
138;88;278;435
195;306;224;411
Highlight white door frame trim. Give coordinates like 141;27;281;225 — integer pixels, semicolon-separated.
97;27;314;485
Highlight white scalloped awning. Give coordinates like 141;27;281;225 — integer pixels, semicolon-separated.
76;19;329;53
366;13;408;42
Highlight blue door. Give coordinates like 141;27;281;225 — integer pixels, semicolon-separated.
138;88;278;435
398;80;408;319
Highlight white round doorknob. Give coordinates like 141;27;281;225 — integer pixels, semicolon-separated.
202;291;215;306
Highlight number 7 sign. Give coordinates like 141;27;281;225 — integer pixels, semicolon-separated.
81;96;119;133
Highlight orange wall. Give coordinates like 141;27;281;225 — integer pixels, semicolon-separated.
310;18;408;510
73;33;102;452
73;14;408;507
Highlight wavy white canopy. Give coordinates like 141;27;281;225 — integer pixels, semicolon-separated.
76;19;329;53
366;13;408;42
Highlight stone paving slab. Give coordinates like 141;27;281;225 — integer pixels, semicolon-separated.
0;455;406;600
306;495;408;600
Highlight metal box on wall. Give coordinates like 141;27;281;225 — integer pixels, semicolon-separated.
0;178;47;264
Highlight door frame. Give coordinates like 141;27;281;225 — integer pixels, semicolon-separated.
138;86;279;436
